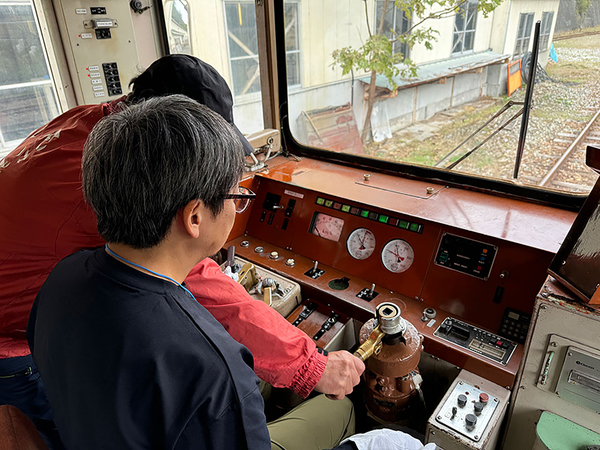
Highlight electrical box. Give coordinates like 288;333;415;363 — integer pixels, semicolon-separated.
502;279;600;449
54;0;139;104
425;370;510;450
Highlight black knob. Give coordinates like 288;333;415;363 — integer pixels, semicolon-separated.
451;406;457;419
457;394;467;407
465;413;477;430
474;401;484;415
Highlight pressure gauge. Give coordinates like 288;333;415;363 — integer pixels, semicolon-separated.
346;228;376;260
381;239;414;273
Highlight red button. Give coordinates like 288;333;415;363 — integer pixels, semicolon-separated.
479;393;489;404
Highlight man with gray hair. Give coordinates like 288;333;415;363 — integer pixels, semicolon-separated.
0;55;363;448
27;95;355;449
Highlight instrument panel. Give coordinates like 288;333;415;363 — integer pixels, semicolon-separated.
244;176;556;333
246;179;440;300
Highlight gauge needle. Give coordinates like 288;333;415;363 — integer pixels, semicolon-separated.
388;249;404;262
359;232;366;250
314;227;322;237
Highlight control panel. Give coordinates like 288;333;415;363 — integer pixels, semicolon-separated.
434;233;497;281
435;380;499;442
426;369;511;450
498;307;530;344
54;0;139;103
224;256;302;318
287;300;354;351
434;317;516;365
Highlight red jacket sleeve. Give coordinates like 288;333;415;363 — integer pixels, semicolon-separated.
184;258;327;398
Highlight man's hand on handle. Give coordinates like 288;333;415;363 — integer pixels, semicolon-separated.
314;350;365;400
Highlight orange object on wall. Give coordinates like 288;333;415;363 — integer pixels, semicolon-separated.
507;60;522;97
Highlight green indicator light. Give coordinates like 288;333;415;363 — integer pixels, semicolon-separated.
399;220;409;229
409;223;419;232
342;205;351;213
360;210;369;218
316;197;325;205
325;200;334;208
379;215;389;223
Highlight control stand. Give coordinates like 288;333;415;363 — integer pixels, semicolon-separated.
426;369;510;450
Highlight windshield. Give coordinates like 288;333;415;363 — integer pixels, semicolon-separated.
159;0;600;197
279;0;600;196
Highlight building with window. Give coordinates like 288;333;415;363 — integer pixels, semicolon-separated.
162;0;560;141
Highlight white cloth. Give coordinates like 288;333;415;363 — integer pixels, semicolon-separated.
341;429;438;450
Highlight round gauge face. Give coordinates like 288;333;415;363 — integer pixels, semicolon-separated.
346;228;376;260
381;239;414;273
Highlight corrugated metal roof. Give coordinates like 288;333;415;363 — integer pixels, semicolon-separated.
360;51;511;91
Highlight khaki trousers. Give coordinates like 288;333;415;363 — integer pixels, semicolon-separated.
267;395;355;450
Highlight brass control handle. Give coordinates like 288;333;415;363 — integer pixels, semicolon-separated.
353;325;385;362
237;262;258;292
263;286;273;307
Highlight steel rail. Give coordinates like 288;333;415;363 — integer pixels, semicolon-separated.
538;107;600;187
554;31;600;41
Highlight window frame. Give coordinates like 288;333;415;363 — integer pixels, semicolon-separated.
451;0;478;55
284;0;301;89
374;0;410;59
223;0;262;98
539;11;554;52
514;12;535;56
0;0;66;156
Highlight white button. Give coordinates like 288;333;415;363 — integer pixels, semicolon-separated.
89;72;101;78
75;8;87;14
91;79;102;85
80;33;93;39
92;86;104;91
88;65;99;71
94;92;105;97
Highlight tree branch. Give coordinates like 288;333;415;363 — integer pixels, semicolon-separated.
364;0;372;37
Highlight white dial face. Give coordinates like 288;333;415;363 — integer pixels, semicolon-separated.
381;239;414;273
346;228;376;260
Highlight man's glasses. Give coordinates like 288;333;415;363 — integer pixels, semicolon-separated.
225;186;256;214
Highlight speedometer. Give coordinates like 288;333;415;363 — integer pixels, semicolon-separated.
381;239;414;273
346;228;376;260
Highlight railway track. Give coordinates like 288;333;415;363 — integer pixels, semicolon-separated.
553;30;600;41
524;107;600;192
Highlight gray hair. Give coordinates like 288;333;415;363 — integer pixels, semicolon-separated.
82;95;243;248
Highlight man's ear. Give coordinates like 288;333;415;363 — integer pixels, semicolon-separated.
181;199;203;239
